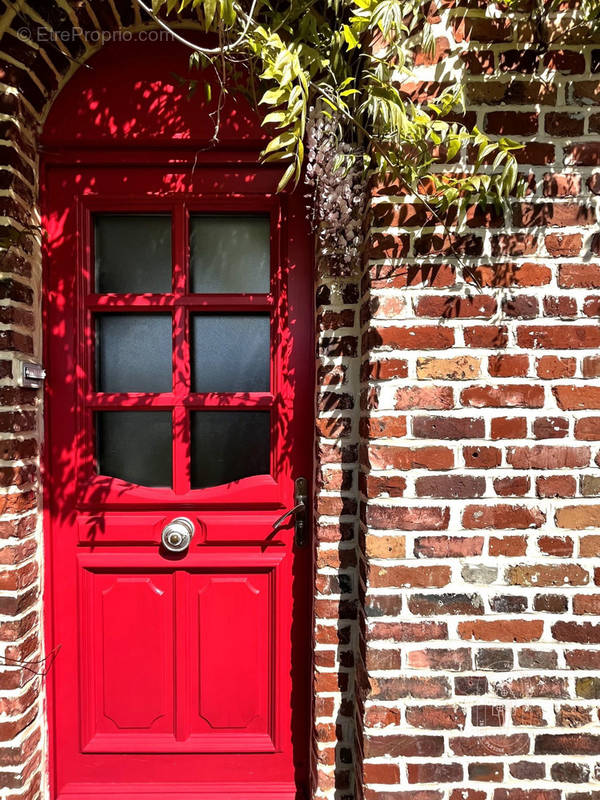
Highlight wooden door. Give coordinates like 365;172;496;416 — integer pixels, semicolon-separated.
42;162;313;800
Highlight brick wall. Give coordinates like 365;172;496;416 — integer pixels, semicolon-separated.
359;5;600;800
313;260;362;799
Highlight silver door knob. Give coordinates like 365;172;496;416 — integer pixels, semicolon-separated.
161;517;194;552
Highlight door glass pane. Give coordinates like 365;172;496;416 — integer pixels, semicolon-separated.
96;314;172;393
95;215;172;293
191;411;270;488
191;314;270;393
190;215;270;294
96;411;172;487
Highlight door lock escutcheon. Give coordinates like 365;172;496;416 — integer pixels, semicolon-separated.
272;477;308;547
161;517;194;553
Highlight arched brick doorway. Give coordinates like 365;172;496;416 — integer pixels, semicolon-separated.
0;8;362;799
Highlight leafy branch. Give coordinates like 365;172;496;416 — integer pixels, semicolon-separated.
144;0;525;214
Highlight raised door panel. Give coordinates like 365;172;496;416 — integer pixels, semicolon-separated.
189;568;276;751
80;567;176;751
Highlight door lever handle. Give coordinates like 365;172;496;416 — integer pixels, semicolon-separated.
272;501;305;531
271;477;308;547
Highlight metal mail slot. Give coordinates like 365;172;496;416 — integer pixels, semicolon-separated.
16;358;46;389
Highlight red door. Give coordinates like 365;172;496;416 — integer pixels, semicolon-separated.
42;161;313;799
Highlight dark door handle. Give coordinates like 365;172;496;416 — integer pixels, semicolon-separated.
271;477;308;547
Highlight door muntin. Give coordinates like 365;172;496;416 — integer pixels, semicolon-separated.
77;197;292;508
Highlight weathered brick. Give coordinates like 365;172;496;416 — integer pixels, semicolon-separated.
462;505;545;530
458;620;543;642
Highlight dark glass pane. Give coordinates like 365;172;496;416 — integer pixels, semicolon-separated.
190;215;270;294
95;215;172;293
191;411;270;488
191;314;270;393
96;411;172;487
96;314;172;393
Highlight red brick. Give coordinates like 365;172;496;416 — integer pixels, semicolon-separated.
464;446;501;468
406;706;466;731
488;355;529;377
395;386;454;410
415;475;485;499
414;536;484;558
407;648;472;671
360;416;407;439
544;295;577;318
546;112;584;136
545;233;582;257
573;594;600;614
503;295;538;319
364;474;407;497
366;505;449;531
462;51;495;75
365;734;444;758
413;416;484;439
364;763;400;784
533;417;568;439
554;386;600;410
543;172;582;196
584;295;600;317
366;326;454;350
470;262;550;287
539;535;573;557
489;536;527;556
507;445;589;469
558;264;600;289
450;735;529;756
575;418;600;440
452;16;512;42
536;356;576;379
364;706;401;728
552;622;600;643
458;620;543;642
485;111;538;135
364;445;454;470
461;385;544;408
464;326;508;348
408;762;463;783
513;202;595;227
493;476;530;496
537;475;577;498
545;49;586;73
565;143;600;165
583;356;600;377
366;359;408;379
491;417;527;440
368;565;451;589
512;706;546;726
462;505;545;530
519;325;600;349
368;232;410;258
414;233;482;257
414;295;496;318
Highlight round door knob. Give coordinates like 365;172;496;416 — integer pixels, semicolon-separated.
161;517;194;552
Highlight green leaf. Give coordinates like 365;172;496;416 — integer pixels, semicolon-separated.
263;111;289;125
203;0;217;30
263;131;297;155
277;162;296;191
342;24;359;49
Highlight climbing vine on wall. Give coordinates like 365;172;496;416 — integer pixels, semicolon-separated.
143;0;600;267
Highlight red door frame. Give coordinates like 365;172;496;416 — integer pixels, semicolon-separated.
40;147;315;798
